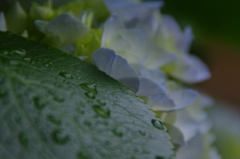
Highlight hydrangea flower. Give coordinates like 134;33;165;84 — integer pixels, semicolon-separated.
0;0;221;158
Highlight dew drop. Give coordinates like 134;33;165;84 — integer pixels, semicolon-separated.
47;115;61;125
0;89;7;97
10;60;19;66
97;100;106;106
53;96;64;103
10;49;26;57
92;105;110;118
83;121;91;127
151;119;164;130
59;71;72;79
79;83;97;94
112;128;123;137
18;132;28;147
51;129;69;144
155;156;165;159
84;92;95;99
23;57;31;61
33;97;45;110
138;130;146;136
76;152;90;159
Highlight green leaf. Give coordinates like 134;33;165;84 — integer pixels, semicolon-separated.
0;31;174;159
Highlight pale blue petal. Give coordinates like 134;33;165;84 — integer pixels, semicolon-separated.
143;44;177;68
170;89;199;110
148;94;175;111
103;0;136;9
136;76;166;96
171;55;211;83
108;2;163;22
0;12;7;31
165;123;186;146
137;65;166;84
180;26;194;53
101;14;125;47
91;48;140;93
176;132;204;159
42;13;89;45
35;20;48;32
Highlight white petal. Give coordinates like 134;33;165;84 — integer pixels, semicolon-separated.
101;14;125;47
176;132;204;159
43;13;89;44
171;55;211;83
91;48;140;93
143;44;177;68
180;26;194;53
108;2;163;22
0;12;7;31
35;20;48;32
148;94;175;111
136;76;166;96
170;89;199;110
165;123;186;146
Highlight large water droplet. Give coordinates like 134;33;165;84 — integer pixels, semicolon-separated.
51;129;69;144
92;105;110;118
10;49;26;57
59;71;72;79
138;130;146;136
97;100;106;106
47;115;61;125
53;96;64;103
84;92;95;99
18;132;28;147
151;119;164;130
10;60;19;66
76;152;90;159
112;128;123;137
23;57;31;61
83;121;91;127
33;97;45;110
0;89;7;97
79;83;97;94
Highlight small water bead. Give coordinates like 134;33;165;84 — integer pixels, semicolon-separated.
23;57;31;61
84;92;95;99
0;89;7;97
112;128;123;137
83;121;91;127
10;60;19;66
18;132;28;147
79;83;97;94
151;119;164;130
58;71;72;79
97;100;106;106
138;130;146;136
47;115;61;125
53;96;64;103
51;129;69;144
92;105;110;118
76;152;91;159
33;97;45;110
10;49;26;57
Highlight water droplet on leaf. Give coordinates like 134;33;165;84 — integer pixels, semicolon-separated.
59;71;72;79
18;132;28;147
92;105;110;118
84;92;95;99
47;115;61;125
33;97;45;110
112;128;123;137
151;119;164;130
10;60;19;66
76;152;90;159
51;129;69;144
79;83;97;94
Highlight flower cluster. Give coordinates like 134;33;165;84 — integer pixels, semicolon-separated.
0;0;221;158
